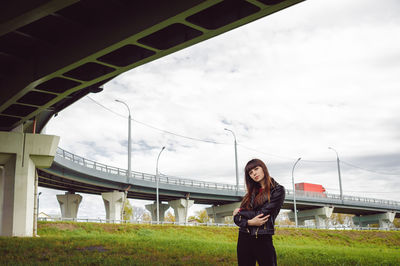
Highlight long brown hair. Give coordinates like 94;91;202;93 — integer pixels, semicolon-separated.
240;159;274;210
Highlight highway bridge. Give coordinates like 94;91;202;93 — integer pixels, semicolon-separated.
0;0;397;237
39;147;400;227
1;0;306;237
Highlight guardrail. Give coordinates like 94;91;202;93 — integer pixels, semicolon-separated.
285;190;400;208
56;147;400;208
38;217;400;231
56;147;239;191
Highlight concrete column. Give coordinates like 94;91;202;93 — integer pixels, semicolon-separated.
168;198;194;223
295;219;305;226
206;202;241;224
353;212;396;228
0;132;59;237
211;213;225;224
102;190;124;221
0;166;4;233
288;207;334;227
145;202;169;222
57;192;82;219
315;215;327;227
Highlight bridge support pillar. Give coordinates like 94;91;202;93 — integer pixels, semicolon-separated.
353;212;396;228
168;199;194;223
56;192;82;219
102;191;124;222
206;202;241;224
145;202;169;222
0;132;59;237
288;207;334;227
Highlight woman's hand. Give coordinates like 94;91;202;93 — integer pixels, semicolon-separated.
233;208;241;216
247;214;270;226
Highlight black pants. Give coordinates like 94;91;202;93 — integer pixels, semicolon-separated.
237;231;277;266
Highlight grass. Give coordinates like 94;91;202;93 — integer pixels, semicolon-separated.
0;222;399;265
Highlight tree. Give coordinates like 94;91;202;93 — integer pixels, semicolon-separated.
329;213;354;227
165;211;176;222
122;199;133;221
142;212;152;222
393;218;400;228
276;212;295;226
121;201;148;222
131;206;146;222
189;209;209;223
224;215;234;224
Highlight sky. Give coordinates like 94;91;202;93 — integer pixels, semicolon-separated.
40;0;400;219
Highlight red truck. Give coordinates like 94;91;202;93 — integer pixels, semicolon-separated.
295;183;327;197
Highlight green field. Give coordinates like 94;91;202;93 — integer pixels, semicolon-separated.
0;222;399;265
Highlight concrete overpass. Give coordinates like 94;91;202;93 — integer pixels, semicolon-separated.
0;0;304;133
40;147;400;228
0;0;306;237
1;0;397;237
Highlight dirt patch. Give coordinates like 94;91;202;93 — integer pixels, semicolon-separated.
40;222;79;231
181;256;192;261
276;228;304;237
98;224;120;233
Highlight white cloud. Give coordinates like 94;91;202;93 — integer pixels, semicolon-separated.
44;0;400;218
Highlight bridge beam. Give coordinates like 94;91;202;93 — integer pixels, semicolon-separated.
102;190;124;222
145;202;169;222
56;192;82;219
206;202;241;224
168;199;194;223
0;131;59;237
353;212;396;228
288;207;334;227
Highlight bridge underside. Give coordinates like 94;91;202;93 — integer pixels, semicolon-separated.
0;0;304;133
39;164;400;218
283;202;400;218
38;167;240;205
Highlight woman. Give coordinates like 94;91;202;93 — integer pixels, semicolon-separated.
233;159;285;266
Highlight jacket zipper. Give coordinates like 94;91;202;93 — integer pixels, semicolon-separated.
264;223;266;229
256;227;260;238
247;228;250;234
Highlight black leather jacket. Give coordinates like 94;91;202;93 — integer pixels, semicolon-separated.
234;178;285;237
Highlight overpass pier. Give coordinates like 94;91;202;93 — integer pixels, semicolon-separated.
0;131;59;237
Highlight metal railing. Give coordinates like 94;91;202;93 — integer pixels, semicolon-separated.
55;147;400;208
38;217;236;227
285;189;400;207
56;147;239;191
38;217;400;231
276;224;400;231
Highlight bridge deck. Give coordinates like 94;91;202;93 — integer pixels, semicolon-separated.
39;147;400;217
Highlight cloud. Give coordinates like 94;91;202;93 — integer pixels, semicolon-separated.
44;0;400;219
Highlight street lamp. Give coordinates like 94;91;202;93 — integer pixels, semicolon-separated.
328;147;343;202
156;146;166;224
37;192;42;220
115;99;132;183
291;158;301;227
224;128;239;194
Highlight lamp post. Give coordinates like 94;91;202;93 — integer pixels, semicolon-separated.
328;147;343;202
156;146;166;224
37;192;42;220
115;100;132;183
291;158;301;227
224;128;239;194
